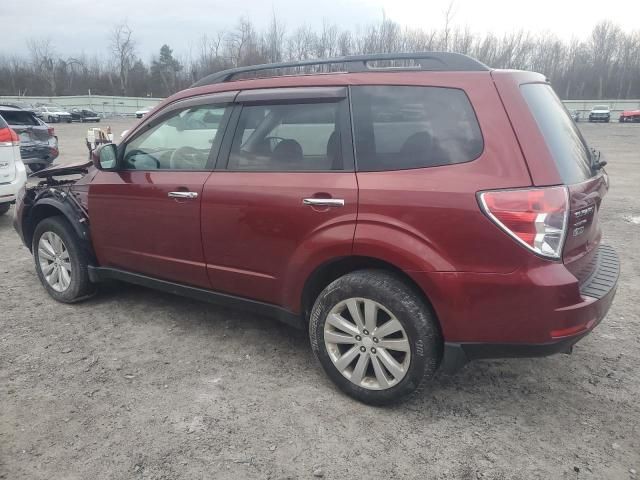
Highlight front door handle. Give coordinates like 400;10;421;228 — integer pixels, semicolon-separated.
168;191;198;199
302;198;345;207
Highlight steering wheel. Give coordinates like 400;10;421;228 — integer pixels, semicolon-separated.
263;136;287;152
124;149;160;169
170;146;205;170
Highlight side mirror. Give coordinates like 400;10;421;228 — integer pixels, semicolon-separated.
93;143;118;170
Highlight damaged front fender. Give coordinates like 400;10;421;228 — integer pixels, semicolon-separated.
15;161;96;264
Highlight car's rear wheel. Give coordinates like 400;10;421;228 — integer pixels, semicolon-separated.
309;270;441;405
0;203;10;215
33;216;95;303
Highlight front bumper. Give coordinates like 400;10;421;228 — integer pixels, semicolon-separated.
412;245;620;373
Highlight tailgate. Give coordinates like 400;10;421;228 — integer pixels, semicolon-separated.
563;174;608;283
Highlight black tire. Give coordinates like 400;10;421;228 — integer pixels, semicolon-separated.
32;216;95;303
0;203;10;215
309;269;442;405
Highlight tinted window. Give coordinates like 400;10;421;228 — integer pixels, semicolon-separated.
227;102;343;171
351;86;483;171
123;105;229;170
0;110;39;126
521;83;593;184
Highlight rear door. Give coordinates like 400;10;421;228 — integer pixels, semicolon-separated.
89;92;236;288
201;87;358;307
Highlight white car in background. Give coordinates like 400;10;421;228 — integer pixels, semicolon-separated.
37;105;73;123
0;114;28;215
135;107;153;119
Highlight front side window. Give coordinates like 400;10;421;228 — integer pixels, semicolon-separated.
123;105;229;170
351;86;483;171
227;101;343;171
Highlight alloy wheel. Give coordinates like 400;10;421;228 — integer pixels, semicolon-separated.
324;297;411;390
38;231;72;292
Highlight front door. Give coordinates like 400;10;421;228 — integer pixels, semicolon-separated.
89;100;233;288
201;89;358;308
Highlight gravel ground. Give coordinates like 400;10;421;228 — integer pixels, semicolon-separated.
1;119;639;480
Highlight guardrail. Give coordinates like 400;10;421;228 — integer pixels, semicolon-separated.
2;95;639;118
0;95;163;117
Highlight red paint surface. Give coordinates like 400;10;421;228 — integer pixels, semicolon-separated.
82;69;614;345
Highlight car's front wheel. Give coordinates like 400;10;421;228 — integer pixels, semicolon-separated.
33;216;95;303
0;203;10;215
309;270;441;405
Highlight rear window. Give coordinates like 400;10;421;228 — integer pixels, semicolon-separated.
350;86;483;171
520;83;593;184
0;110;39;126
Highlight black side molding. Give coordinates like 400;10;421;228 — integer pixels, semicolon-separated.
88;266;303;329
440;334;583;375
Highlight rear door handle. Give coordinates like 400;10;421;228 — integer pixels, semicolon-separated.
168;191;198;199
302;198;345;207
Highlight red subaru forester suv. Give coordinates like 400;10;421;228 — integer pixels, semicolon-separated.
14;53;619;404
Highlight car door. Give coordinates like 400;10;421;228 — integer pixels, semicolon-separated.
201;87;358;308
89;92;236;288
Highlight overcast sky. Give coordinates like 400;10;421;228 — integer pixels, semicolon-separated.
2;0;639;59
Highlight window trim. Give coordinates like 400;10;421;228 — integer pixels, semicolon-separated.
216;95;355;173
348;84;485;172
117;92;237;172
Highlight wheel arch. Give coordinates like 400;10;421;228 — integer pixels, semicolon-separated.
24;199;95;263
300;255;443;335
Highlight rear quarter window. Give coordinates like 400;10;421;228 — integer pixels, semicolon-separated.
520;83;593;184
0;115;7;129
350;86;483;171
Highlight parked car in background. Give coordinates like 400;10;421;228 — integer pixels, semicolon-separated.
569;109;580;122
135;107;152;119
0;105;59;172
1;101;40;117
589;105;611;122
0;113;27;215
619;109;640;123
70;108;101;123
37;105;72;123
14;53;619;405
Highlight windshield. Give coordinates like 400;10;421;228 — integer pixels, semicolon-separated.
521;83;594;184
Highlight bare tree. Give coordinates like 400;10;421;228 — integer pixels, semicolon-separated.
27;38;58;95
1;16;640;100
442;1;457;50
110;22;136;96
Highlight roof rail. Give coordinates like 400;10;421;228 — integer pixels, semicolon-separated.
191;52;490;88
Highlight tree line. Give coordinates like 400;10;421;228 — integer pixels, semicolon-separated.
0;16;638;100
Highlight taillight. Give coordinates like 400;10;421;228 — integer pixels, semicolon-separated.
0;127;19;145
479;186;569;259
48;127;55;136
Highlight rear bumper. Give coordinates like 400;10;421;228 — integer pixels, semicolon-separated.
0;161;27;204
412;245;619;372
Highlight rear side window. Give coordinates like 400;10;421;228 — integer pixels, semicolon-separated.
0;110;39;126
0;115;7;129
227;101;343;171
520;83;593;184
350;86;483;171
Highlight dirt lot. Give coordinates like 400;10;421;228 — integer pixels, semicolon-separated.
1;119;639;480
